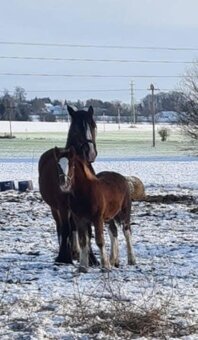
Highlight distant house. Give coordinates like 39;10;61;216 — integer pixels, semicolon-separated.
45;103;54;113
155;111;179;124
45;104;68;121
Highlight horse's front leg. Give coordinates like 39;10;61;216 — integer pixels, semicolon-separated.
88;223;100;266
77;221;89;273
94;218;111;271
55;208;73;264
71;216;99;266
70;215;80;261
108;219;119;267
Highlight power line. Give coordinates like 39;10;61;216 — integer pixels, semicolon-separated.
0;55;197;64
25;88;169;93
0;88;175;94
0;41;198;51
0;72;184;78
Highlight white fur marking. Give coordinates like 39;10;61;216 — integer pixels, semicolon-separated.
72;231;80;254
58;157;68;174
108;228;119;266
85;124;96;161
100;245;111;270
124;229;136;265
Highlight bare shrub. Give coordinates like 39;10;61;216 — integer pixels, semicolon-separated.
157;126;170;141
64;274;198;339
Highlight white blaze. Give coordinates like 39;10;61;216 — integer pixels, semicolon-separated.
58;157;68;175
85;124;96;162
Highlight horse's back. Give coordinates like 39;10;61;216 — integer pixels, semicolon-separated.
97;171;128;187
38;148;55;173
38;148;66;208
97;171;130;199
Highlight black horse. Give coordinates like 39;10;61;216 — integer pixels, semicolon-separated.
38;105;98;264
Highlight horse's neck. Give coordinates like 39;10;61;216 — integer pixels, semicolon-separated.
65;132;75;149
66;130;95;175
73;161;96;196
86;162;95;174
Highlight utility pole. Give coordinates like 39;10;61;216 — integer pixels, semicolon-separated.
130;81;135;125
5;94;13;138
103;111;106;132
117;105;121;130
148;84;159;147
9;107;12;138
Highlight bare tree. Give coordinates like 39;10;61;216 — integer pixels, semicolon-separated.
14;86;26;103
179;61;198;139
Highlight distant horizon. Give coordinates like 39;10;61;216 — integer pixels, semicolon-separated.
0;83;184;105
1;1;197;103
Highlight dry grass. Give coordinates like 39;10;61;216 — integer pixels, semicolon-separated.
0;278;197;339
61;276;198;339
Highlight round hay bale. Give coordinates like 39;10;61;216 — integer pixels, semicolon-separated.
126;176;146;201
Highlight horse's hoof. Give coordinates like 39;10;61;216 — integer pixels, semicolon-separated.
78;266;88;273
110;259;119;267
89;253;100;267
89;257;100;267
72;251;79;261
55;255;73;265
128;258;136;265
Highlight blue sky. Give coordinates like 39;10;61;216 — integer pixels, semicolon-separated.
0;0;198;104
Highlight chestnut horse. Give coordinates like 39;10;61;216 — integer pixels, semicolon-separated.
56;147;136;272
38;106;98;264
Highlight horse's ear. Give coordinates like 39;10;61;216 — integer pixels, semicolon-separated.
67;105;75;117
88;106;94;116
54;146;60;159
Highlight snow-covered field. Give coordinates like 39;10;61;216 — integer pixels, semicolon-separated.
0;121;198;339
0;121;153;133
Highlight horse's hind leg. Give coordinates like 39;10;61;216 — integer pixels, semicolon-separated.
108;220;119;267
123;221;136;265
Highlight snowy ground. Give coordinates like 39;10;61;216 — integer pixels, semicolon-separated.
0;173;198;339
0;121;198;339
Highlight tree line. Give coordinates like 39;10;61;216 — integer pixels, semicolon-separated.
0;87;189;122
0;60;197;139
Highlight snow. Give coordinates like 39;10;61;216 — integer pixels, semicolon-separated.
0;176;198;339
0;122;198;338
1;157;198;193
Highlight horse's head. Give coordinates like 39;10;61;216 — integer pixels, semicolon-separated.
55;146;96;194
66;105;97;163
54;146;76;193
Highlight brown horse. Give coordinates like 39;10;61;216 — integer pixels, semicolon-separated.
38;106;98;265
56;147;136;272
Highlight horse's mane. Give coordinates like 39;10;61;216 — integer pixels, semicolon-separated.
65;124;78;149
82;160;97;181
